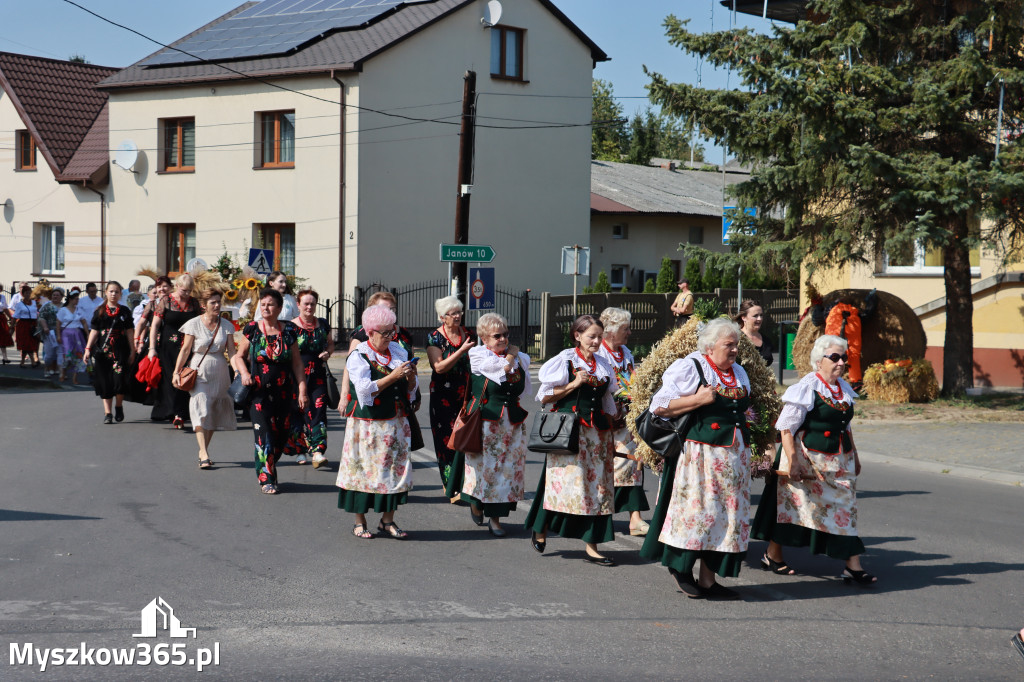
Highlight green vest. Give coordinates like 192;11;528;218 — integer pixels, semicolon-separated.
345;353;408;420
552;361;614;431
687;385;751;448
466;367;528;425
799;391;854;454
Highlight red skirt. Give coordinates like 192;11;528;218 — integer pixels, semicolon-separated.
0;314;12;347
15;319;38;353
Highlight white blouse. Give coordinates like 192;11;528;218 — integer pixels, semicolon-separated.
535;347;618;416
775;372;857;433
468;345;531;394
57;306;88;331
595;341;634;374
0;294;7;313
650;351;752;412
345;341;418;409
12;300;37;320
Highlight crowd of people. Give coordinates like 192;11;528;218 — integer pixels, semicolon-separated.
2;275;874;599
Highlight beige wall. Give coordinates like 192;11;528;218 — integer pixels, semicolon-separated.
0;91;104;287
106;76;346;302
590;213;728;290
356;0;595;297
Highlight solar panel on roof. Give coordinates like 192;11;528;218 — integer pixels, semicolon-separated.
141;0;434;67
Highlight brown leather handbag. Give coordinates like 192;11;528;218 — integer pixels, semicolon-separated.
447;377;488;453
176;325;217;392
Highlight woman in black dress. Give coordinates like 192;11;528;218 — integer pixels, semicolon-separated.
735;299;774;366
425;294;475;495
233;288;309;494
292;287;334;469
83;281;135;424
148;273;200;427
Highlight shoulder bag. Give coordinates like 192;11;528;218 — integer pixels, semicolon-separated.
324;364;341;410
228;341;256;408
447;376;488;453
634;358;707;461
176;324;217;393
527;364;581;456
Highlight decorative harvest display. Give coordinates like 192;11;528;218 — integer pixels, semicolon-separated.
626;315;782;476
861;358;940;404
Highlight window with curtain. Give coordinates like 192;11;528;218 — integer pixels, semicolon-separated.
490;26;524;80
260;111;295;167
166;224;196;275
38;223;64;274
884;239;981;275
256;224;295;274
161;117;195;171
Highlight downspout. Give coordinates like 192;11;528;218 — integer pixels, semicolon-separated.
331;71;346;328
86;185;106;284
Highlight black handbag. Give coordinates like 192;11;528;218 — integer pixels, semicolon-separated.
228;346;255;408
527;373;582;456
634;358;707;461
324;364;341;410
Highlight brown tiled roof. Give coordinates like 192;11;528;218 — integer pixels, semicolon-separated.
100;0;607;90
0;52;117;182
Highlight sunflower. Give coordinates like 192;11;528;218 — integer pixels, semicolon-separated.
244;278;259;290
232;278;244;290
224;289;239;301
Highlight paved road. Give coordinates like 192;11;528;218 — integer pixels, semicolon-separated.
1;383;1023;680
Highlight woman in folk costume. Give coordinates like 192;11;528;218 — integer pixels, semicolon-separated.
640;318;753;600
336;304;419;540
444;313;530;537
525;315;620;567
597;307;650;536
752;334;876;585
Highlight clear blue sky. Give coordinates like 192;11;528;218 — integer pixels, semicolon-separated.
1;0;780;157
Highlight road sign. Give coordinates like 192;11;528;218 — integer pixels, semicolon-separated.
560;246;590;276
723;207;757;245
468;267;495;311
248;248;275;276
440;243;495;263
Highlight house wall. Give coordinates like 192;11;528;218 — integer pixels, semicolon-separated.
355;0;595;296
105;75;348;304
590;213;728;290
0;90;104;287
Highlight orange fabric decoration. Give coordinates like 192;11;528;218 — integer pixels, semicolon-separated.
825;303;863;382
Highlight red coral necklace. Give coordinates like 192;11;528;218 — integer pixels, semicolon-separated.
704;354;738;388
816;373;844;401
575;347;597;374
601;340;623;365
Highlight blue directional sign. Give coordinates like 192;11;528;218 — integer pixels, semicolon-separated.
723;207;757;245
468;267;495;311
248;248;275;276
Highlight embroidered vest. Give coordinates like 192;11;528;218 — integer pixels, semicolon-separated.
799;391;854;454
345;353;408;420
551;361;614;431
687;384;751;447
466;367;528;425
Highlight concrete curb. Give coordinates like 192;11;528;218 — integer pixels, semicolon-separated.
858;450;1024;488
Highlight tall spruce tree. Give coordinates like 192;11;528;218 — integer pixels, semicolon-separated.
648;0;1024;396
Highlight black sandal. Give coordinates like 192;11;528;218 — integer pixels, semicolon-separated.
761;553;796;575
198;457;213;469
841;568;877;585
377;521;408;540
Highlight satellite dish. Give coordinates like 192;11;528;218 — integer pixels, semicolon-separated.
186;257;208;274
113;140;139;173
481;0;502;27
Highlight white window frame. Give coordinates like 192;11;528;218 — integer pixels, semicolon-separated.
37;223;65;275
883;241;980;276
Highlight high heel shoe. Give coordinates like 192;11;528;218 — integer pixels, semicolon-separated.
470;506;485;527
841;568;877;586
530;531;546;554
761;553;796;575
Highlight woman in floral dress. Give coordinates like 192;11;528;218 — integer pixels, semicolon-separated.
752;334;876;585
426;295;475;496
57;289;88;383
444;313;530;537
83;282;136;424
232;288;309;494
149;273;200;427
640;318;752;600
597;307;650;536
526;315;620;567
292;288;334;469
336;304;418;540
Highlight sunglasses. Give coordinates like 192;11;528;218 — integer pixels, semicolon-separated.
490;332;509;339
824;353;849;363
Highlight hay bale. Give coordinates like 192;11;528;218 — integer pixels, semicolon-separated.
626;318;782;473
793;289;926;376
862;358;939;403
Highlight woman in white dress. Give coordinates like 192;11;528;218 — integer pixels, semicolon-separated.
597;307;650;536
640;318;752;600
525;315;620;567
751;334;876;585
172;287;237;469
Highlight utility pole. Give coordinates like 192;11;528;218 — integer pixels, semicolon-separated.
453;70;477;300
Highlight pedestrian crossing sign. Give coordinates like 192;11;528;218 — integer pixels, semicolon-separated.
248;248;275;276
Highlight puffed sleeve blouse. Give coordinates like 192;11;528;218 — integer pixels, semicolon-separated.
535;347;619;416
650;351;751;412
346;340;418;408
468;345;532;395
775;372;857;433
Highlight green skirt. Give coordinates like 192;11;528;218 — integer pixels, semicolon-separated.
337;489;408;514
751;469;865;561
639;455;745;578
613;484;650;513
444;451;517;517
524;461;614;544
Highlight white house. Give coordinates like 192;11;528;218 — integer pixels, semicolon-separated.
97;0;607;320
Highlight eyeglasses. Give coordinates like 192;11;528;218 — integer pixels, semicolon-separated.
375;328;398;339
490;332;509;339
444;311;463;318
824;353;849;363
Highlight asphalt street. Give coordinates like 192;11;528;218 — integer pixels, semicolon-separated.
1;381;1022;680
